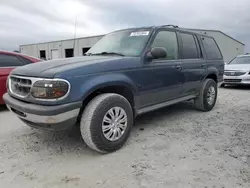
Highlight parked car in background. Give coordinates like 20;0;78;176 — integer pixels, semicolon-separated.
222;54;250;86
0;51;41;104
3;25;224;153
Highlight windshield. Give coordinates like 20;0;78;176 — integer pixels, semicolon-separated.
229;56;250;64
86;29;152;56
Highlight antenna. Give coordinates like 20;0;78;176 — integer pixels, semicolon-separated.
73;15;78;57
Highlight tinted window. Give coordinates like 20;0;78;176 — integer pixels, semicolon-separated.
180;33;199;59
151;31;178;60
0;54;23;67
202;37;222;59
194;35;203;58
18;56;32;64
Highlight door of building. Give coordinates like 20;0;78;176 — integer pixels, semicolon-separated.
51;49;59;59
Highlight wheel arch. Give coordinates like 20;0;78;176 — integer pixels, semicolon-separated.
77;74;137;121
205;73;218;83
205;67;219;83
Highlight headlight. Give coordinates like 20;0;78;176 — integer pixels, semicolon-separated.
31;80;69;99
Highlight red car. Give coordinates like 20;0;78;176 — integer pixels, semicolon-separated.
0;51;41;104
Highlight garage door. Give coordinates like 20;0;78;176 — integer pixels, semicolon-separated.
51;49;59;59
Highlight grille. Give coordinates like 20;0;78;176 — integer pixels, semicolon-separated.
10;76;32;97
224;71;246;76
224;79;242;83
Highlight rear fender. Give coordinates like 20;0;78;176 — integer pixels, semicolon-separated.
205;67;219;81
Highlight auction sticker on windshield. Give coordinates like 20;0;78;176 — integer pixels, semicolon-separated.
130;31;150;36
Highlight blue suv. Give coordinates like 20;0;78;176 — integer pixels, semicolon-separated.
3;25;224;153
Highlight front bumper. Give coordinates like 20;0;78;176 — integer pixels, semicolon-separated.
223;74;250;85
3;93;82;131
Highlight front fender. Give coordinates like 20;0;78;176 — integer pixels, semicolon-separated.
69;73;138;102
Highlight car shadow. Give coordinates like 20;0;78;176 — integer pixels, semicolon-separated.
23;101;196;156
135;101;195;125
24;126;100;156
0;105;7;112
222;85;250;90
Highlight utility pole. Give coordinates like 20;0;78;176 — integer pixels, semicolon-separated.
73;15;78;57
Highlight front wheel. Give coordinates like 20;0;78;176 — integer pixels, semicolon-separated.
195;79;218;111
80;93;133;153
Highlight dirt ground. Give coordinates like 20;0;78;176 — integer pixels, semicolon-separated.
0;87;249;188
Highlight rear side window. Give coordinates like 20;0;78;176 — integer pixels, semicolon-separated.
151;31;179;60
202;37;222;59
180;33;199;59
0;54;24;67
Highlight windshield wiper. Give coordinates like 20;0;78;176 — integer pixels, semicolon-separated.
87;52;125;56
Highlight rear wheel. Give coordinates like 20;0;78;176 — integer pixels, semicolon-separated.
195;79;217;111
80;93;133;153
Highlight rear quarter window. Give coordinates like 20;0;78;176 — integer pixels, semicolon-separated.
202;37;223;60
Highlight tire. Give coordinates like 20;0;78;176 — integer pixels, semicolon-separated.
194;79;217;111
80;93;133;153
220;83;225;87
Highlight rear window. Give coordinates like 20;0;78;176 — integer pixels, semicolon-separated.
202;37;222;59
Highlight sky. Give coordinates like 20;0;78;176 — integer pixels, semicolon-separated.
1;0;250;52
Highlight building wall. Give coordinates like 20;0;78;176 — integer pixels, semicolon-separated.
48;41;62;59
20;44;38;58
61;40;75;58
20;36;103;60
78;36;103;56
191;30;245;62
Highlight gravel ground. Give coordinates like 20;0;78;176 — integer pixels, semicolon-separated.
0;87;249;188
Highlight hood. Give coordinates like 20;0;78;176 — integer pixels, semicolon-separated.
225;64;250;71
11;56;141;78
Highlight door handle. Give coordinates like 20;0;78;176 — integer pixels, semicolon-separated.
172;65;182;70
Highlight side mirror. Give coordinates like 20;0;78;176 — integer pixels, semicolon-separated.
147;47;167;59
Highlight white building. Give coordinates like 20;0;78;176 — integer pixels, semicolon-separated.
187;29;245;62
20;28;244;62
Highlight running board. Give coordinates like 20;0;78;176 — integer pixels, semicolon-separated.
136;95;196;115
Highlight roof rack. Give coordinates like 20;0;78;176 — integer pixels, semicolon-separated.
161;24;179;28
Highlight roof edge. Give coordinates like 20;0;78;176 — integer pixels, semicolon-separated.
20;34;105;47
20;27;245;47
184;28;245;46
